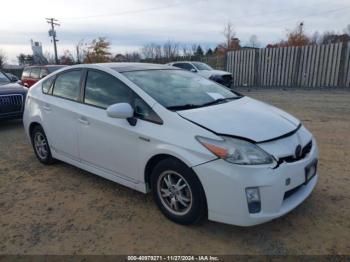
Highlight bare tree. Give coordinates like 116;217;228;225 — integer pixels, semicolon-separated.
125;52;141;62
223;21;236;50
0;49;7;69
248;34;260;48
191;44;198;55
310;31;321;45
155;45;162;59
44;52;56;64
182;44;192;56
163;41;179;59
60;50;75;65
75;39;87;64
141;43;158;59
344;24;350;35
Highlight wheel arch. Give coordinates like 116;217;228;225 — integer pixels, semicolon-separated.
29;122;43;138
144;154;207;201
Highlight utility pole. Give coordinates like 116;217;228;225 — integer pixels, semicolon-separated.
46;18;60;64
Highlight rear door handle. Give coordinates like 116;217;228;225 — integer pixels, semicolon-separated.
78;117;90;126
43;104;51;111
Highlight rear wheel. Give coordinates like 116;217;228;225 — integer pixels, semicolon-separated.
31;125;55;165
151;158;206;225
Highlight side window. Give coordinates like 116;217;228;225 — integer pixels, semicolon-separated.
22;68;31;78
52;70;81;101
42;75;55;94
30;68;41;79
84;70;133;108
173;63;195;71
84;70;162;124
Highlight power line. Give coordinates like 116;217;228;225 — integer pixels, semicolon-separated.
61;0;205;21
46;18;60;64
252;5;350;27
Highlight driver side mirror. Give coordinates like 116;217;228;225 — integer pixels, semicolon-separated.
106;103;137;126
190;68;197;73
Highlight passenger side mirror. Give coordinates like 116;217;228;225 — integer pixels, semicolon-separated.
190;68;197;73
107;103;137;126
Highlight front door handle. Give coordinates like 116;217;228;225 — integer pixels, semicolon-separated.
78;117;90;126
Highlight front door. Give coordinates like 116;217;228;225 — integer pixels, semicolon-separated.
77;69;142;181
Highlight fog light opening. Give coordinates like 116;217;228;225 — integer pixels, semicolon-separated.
245;187;261;214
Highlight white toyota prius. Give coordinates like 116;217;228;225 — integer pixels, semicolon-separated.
23;63;318;226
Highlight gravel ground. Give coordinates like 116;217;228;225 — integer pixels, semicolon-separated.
0;89;349;255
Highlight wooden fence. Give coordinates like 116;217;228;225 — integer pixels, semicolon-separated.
226;42;350;88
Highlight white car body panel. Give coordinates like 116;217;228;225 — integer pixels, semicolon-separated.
23;63;318;226
178;97;300;142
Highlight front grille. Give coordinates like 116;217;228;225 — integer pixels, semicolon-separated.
221;75;233;86
279;140;313;163
0;94;23;114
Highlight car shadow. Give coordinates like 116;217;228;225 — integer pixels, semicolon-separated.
0;119;23;131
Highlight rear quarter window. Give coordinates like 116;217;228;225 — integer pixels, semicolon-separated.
42;75;56;94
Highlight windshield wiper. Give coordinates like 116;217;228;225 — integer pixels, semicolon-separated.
166;104;201;111
167;96;243;111
198;96;242;107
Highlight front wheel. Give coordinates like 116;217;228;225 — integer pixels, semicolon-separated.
151;158;207;225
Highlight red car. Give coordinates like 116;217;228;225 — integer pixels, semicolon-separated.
21;65;66;88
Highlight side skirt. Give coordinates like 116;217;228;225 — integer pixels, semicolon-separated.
51;149;148;194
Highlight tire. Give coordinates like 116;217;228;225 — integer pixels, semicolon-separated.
151;158;207;225
31;125;55;165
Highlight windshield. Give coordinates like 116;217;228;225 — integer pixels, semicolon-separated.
192;62;213;71
0;71;11;86
122;70;240;110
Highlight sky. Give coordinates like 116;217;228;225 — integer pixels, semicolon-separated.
0;0;349;64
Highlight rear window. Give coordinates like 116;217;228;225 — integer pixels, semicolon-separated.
22;68;31;78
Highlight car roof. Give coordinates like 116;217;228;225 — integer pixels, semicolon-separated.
24;65;67;69
169;61;203;64
92;62;178;73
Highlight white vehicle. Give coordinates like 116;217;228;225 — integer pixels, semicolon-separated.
23;63;318;226
167;61;233;87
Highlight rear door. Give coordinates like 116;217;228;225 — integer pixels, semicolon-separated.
41;69;83;160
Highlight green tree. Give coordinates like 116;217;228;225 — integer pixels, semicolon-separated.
84;37;111;63
195;45;204;56
206;48;213;56
0;50;7;69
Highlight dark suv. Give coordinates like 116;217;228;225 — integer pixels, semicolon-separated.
0;70;27;120
21;65;66;88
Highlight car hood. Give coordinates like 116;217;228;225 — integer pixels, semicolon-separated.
177;96;301;142
0;83;27;94
199;70;231;78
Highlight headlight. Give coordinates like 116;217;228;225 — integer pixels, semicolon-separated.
196;136;274;165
